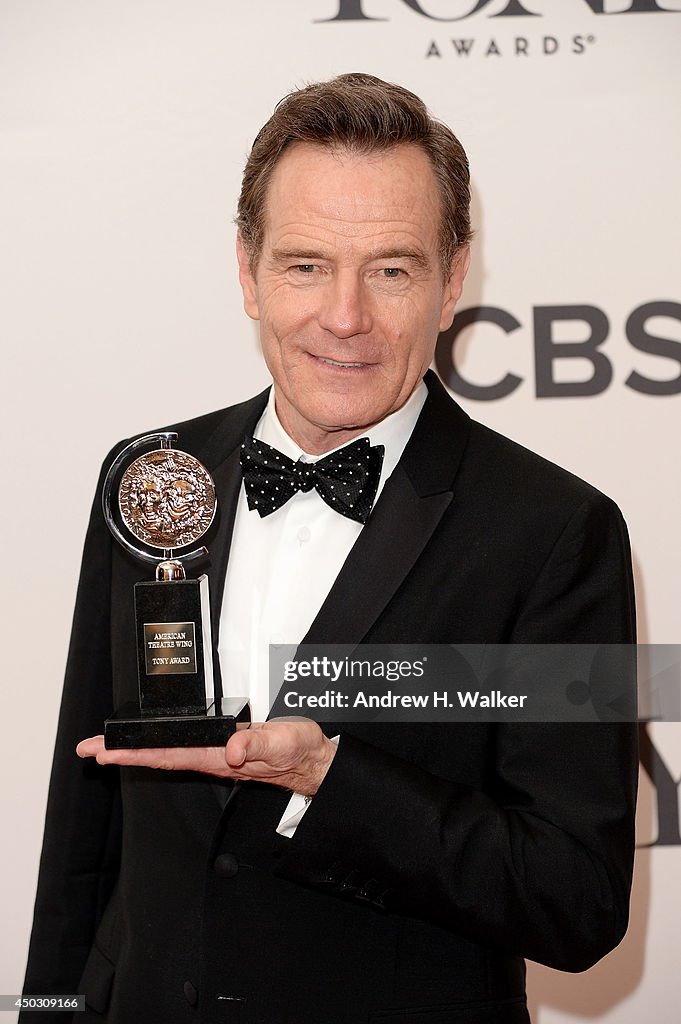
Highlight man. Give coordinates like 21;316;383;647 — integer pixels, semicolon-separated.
23;74;637;1024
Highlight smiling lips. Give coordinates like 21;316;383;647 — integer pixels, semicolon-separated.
316;356;370;368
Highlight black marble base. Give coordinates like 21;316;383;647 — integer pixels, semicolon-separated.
104;697;250;749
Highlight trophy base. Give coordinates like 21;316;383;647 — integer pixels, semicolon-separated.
104;697;250;749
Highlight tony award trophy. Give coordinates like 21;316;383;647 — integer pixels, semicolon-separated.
102;432;249;748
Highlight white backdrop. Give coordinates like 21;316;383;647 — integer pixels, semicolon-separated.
2;1;680;1019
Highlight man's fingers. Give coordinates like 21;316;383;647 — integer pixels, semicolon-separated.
77;736;230;775
76;736;106;758
77;736;160;767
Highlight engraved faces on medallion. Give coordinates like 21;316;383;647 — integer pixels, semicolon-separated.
118;450;216;549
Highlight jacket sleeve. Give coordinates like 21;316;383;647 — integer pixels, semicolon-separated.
275;493;638;973
22;456;122;1016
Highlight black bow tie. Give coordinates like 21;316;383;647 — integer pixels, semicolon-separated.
240;435;385;524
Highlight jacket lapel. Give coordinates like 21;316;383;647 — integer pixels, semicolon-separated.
302;371;471;646
206;448;247;646
299;465;452;646
191;388;271;646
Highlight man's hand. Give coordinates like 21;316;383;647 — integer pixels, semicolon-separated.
76;718;337;796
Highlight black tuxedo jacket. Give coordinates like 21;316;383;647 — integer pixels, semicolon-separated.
23;372;637;1024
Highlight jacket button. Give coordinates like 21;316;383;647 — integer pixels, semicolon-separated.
183;980;198;1007
214;852;239;877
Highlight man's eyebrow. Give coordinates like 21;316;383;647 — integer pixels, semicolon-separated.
366;247;431;270
268;246;432;269
269;248;330;265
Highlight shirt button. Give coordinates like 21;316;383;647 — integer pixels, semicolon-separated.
297;526;311;543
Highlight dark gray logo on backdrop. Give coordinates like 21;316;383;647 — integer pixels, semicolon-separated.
436;301;681;400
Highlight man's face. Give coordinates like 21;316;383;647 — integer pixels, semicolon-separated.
237;142;469;453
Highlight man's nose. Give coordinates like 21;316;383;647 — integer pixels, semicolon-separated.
317;272;372;338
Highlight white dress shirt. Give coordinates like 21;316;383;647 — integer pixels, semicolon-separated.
218;380;427;833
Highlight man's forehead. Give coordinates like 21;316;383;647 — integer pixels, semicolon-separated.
262;142;441;246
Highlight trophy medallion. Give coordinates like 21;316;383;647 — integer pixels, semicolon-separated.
102;432;249;748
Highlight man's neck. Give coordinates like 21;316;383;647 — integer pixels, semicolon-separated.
272;389;423;456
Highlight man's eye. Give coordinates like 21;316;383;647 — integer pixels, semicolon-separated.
294;264;317;273
382;268;403;278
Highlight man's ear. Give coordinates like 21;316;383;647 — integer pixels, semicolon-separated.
236;233;260;321
439;245;471;333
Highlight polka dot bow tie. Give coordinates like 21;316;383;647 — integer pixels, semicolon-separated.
240;435;385;524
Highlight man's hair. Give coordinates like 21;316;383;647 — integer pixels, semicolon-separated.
236;73;472;276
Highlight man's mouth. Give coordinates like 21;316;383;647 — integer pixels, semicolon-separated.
317;356;369;368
